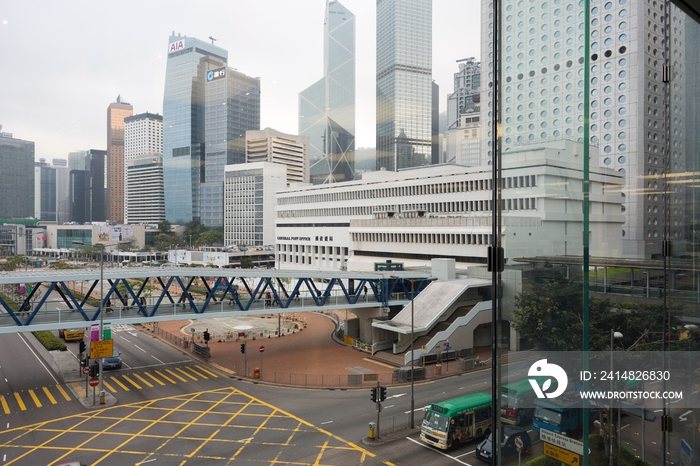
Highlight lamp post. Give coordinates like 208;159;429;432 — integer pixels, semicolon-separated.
609;330;623;466
399;276;436;430
74;241;105;404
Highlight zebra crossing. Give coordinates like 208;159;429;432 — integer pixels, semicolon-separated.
0;383;73;415
70;364;219;394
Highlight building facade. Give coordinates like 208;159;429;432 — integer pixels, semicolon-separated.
162;33;228;225
125;155;165;224
202;67;261;228
446;58;481;130
52;159;70;224
34;159;56;222
0;132;35;219
479;0;687;258
299;0;356;185
246;128;310;185
276;141;623;272
376;0;434;172
85;149;107;222
107;96;133;223
125;112;163;222
442;102;482;165
224;162;286;248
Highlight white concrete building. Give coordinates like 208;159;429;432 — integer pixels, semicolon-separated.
276;140;624;272
124;113;163;223
442;104;482;166
245;128;309;185
224;162;287;248
125;155;165;224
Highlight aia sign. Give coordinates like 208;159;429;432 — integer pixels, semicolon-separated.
168;40;185;54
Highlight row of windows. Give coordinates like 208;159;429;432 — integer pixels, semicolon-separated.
279;179;498;206
352;232;494;246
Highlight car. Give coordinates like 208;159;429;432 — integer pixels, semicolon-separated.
102;348;122;370
475;425;531;463
59;328;85;342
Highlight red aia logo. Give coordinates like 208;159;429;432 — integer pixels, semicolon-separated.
169;40;184;53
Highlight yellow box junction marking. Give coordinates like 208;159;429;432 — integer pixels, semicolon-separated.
0;395;9;414
28;389;42;408
145;372;166;386
42;386;57;405
13;392;26;411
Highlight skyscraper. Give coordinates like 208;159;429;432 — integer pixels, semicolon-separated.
446;58;481;130
0;132;34;219
34;159;56;221
162;33;228;225
299;0;356;185
107;96;133;223
376;0;434;172
85;149;107;222
125;112;163;223
480;0;688;258
201;67;260;228
246;128;310;185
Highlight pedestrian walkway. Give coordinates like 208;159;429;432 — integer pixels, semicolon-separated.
153;312;492;388
69;364;219;396
0;383;73;414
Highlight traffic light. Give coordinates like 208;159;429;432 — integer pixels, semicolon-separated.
240;343;246;354
379;386;387;402
81;357;88;368
90;362;99;378
370;387;377;403
79;340;86;354
203;330;210;342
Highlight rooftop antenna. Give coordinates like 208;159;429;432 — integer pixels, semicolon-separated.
209;36;217;45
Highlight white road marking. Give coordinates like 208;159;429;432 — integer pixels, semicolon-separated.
406;437;473;465
385;405;395;409
134;345;147;353
120;336;131;343
135;459;157;465
151;355;165;364
321;420;333;425
679;410;692;421
454;450;476;459
387;393;407;399
405;405;429;414
621;423;631;430
17;333;58;385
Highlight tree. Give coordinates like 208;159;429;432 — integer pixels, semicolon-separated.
197;230;223;247
240;256;253;269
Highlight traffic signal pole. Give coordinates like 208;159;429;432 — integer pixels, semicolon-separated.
375;380;381;440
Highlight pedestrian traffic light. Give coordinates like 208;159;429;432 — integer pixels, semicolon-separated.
90;362;99;378
379;386;387;402
81;357;88;368
370;387;377;403
203;330;210;342
79;340;86;354
240;343;246;354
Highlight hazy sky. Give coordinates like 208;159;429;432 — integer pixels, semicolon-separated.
0;0;481;161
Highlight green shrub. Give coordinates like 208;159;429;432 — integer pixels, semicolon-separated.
525;456;561;466
32;330;67;351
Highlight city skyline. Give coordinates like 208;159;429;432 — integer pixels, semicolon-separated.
0;0;478;161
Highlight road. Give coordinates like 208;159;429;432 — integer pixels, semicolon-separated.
0;323;691;465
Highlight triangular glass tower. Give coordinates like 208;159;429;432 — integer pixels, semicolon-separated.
299;0;355;184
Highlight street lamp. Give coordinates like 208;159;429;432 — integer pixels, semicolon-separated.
74;240;106;404
609;330;623;466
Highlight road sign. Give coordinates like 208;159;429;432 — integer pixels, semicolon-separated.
544;442;581;466
82;366;91;375
540;428;584;455
89;377;99;387
259;346;265;353
90;339;114;358
514;436;524;452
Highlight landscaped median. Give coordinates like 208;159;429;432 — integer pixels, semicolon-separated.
32;330;67;352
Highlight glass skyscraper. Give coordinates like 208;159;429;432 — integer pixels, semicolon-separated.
202;67;260;228
299;0;355;185
375;0;433;172
162;34;228;225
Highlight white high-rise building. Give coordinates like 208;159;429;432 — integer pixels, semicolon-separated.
246;128;310;185
124;113;163;224
480;0;687;258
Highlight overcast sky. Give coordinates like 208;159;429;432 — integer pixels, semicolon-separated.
0;0;481;161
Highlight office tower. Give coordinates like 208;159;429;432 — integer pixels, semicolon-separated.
107;96;133;223
34;159;57;221
432;81;440;164
446;58;481;130
69;170;90;224
67;151;86;171
224;162;286;247
376;0;433;171
125;112;163;222
162;33;228;225
126;155;165;224
442;99;481;166
202;67;260;228
85;149;107;222
480;0;688;258
246;128;310;185
299;0;356;184
52;159;70;224
0;132;34;219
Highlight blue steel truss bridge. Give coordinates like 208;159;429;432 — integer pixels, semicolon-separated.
0;267;433;334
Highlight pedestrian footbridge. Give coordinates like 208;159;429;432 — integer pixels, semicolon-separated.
0;267;434;334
